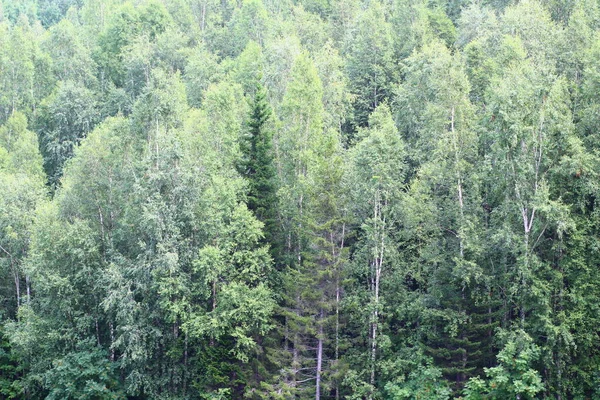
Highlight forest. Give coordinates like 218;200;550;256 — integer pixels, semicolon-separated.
0;0;599;398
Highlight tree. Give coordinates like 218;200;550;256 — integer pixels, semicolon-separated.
43;19;96;87
395;40;494;393
36;80;98;188
225;0;270;58
0;17;48;122
344;1;396;129
44;340;124;400
237;83;281;262
185;204;276;396
0;112;45;316
261;51;326;398
464;330;544;400
344;104;406;399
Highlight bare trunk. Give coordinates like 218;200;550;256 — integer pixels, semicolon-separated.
25;274;30;304
370;195;384;398
155;119;160;168
298;192;303;266
370;261;380;391
212;280;217;311
316;310;323;400
450;106;465;258
184;331;188;366
96;316;101;346
521;231;529;326
110;322;115;361
335;279;340;400
211;280;217;346
14;271;20;309
292;334;299;389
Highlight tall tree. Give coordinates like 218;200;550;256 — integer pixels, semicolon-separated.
344;1;396;130
344;104;406;399
237;83;281;262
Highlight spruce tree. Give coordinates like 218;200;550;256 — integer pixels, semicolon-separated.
238;83;281;263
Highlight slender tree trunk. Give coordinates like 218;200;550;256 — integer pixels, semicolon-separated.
370;195;384;399
370;259;380;391
201;1;207;32
184;331;188;366
96;315;101;346
292;333;299;389
110;322;115;361
211;280;217;346
14;271;20;309
298;192;303;266
450;106;465;258
316;310;323;400
521;231;529;326
25;274;30;304
335;280;340;400
332;223;344;400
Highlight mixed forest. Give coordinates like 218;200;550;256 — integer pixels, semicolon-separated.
1;0;600;398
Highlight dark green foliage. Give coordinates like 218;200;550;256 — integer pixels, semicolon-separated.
237;84;280;258
36;81;98;188
344;1;396;129
44;340;124;400
0;328;23;399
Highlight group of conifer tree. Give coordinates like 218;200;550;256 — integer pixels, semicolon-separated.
1;0;600;398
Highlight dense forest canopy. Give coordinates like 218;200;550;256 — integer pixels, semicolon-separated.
0;0;600;398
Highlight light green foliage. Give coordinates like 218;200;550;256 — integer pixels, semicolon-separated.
314;41;353;132
500;0;563;68
0;18;46;122
391;0;457;59
464;331;544;399
96;1;172;87
277;50;324;266
43;19;96;85
280;51;324;176
186;204;275;360
1;0;37;24
396;40;473;168
349;104;405;204
184;43;224;107
232;41;264;96
0;112;45;328
0;112;44;178
343;104;406;397
385;365;451;400
289;4;329;54
226;0;270;57
262;34;302;104
132;67;187;137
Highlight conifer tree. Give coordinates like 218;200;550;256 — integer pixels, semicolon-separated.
237;83;281;262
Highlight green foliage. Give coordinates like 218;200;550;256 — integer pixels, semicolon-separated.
0;327;23;399
237;83;281;261
344;1;396;129
385;365;451;400
36;80;99;187
464;331;544;399
45;340;125;400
